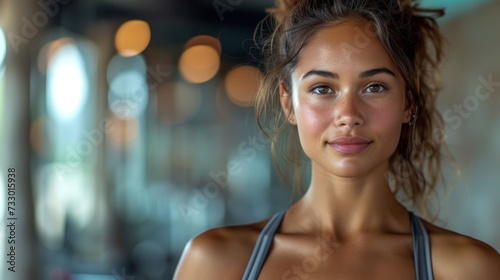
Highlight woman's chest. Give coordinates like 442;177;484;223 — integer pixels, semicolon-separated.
257;235;416;280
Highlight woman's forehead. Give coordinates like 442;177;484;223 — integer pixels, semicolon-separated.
293;20;398;80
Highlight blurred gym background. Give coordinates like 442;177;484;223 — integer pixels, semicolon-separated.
0;0;499;279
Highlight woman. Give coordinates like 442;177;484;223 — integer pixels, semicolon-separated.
174;0;500;279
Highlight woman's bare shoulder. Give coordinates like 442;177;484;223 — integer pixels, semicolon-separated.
422;220;500;279
173;218;270;280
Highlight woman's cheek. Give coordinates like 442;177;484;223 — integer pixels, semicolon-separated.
296;104;330;137
375;104;405;141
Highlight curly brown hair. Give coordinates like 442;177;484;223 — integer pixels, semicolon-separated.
254;0;451;218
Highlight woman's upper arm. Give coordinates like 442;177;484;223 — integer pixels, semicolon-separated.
173;233;221;280
433;233;500;279
461;240;500;279
173;228;249;280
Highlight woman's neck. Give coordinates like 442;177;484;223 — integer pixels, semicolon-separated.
288;162;410;239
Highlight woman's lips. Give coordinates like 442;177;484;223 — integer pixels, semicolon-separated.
328;137;372;154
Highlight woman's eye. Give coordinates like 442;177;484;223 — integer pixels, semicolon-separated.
365;84;387;93
311;85;334;95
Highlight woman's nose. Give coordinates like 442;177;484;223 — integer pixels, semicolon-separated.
334;91;364;128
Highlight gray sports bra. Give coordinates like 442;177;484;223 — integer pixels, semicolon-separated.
242;211;433;280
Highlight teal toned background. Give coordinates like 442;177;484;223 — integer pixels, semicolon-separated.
0;0;499;279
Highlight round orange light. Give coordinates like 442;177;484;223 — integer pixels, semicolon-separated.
224;65;262;107
179;45;220;84
184;35;222;55
115;20;151;57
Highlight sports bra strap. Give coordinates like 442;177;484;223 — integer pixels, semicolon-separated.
241;210;286;280
410;212;434;280
242;211;433;280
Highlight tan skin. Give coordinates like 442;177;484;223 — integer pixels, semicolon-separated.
174;21;500;279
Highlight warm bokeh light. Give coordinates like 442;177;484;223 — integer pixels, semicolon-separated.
184;35;222;55
106;113;140;149
115;20;151;57
224;65;262;107
179;45;220;84
156;82;202;125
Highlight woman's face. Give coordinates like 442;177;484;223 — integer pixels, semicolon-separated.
280;20;411;178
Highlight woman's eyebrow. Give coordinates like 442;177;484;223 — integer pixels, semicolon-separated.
300;70;339;81
359;67;396;78
300;67;396;81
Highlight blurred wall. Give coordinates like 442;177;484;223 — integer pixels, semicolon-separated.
0;0;498;280
436;0;500;250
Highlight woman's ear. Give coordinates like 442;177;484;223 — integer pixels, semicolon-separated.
403;99;412;124
403;90;415;123
279;83;296;125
